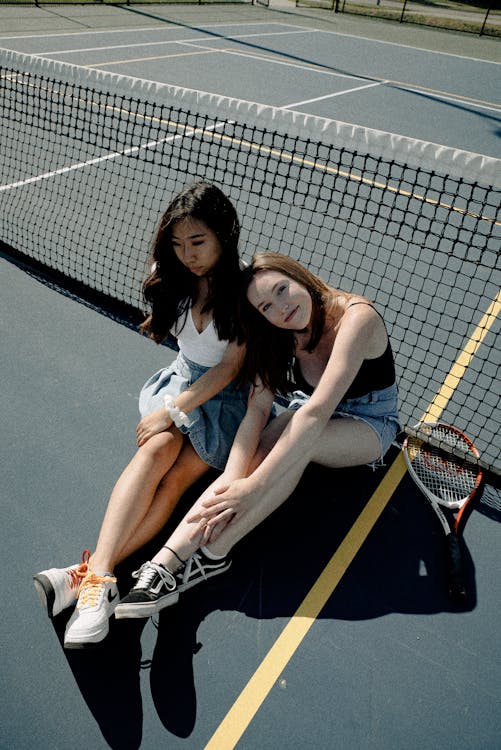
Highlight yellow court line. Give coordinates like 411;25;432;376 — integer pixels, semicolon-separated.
204;453;408;750
204;291;501;750
421;289;501;423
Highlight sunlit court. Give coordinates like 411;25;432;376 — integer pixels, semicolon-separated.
1;3;500;749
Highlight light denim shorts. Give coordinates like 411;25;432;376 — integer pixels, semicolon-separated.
288;382;400;469
139;352;249;470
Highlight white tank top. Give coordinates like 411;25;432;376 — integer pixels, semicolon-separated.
172;307;228;367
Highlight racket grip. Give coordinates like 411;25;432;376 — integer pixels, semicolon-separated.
445;533;467;600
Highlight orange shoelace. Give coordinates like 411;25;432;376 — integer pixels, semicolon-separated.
77;571;117;608
66;549;91;589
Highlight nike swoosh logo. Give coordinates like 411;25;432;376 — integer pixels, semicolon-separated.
107;589;119;604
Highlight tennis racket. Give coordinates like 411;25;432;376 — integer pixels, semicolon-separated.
403;422;484;601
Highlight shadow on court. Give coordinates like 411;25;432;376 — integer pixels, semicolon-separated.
4;254;499;750
45;453;479;749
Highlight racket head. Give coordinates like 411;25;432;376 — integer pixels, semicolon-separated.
403;422;483;511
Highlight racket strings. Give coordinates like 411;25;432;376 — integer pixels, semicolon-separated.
408;439;479;506
421;424;476;456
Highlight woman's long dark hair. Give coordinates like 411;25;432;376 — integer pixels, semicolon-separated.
141;181;242;344
238;252;332;396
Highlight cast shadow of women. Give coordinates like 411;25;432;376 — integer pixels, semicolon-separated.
51;608;147;750
52;577;203;748
205;448;479;623
48;472;218;749
147;446;480;737
50;448;479;746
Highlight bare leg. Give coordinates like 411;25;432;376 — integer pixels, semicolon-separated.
207;416;381;557
140;416;379;573
114;443;210;564
89;430;184;572
146;418;286;572
150;477;225;572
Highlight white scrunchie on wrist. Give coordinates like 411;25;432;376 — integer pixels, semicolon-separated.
163;395;191;428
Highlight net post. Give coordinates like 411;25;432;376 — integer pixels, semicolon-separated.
480;4;491;36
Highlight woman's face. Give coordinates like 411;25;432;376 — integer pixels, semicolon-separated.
171;217;222;276
247;269;312;330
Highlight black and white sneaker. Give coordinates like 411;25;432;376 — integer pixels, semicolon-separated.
179;548;232;591
114;562;179;619
115;549;231;619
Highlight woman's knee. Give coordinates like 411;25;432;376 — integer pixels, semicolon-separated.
157;444;209;496
138;430;182;464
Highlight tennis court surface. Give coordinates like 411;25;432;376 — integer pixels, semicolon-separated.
1;4;500;750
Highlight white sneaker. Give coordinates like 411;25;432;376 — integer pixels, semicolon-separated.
63;571;119;649
33;550;91;618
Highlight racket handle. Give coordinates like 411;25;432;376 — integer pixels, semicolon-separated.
445;533;467;601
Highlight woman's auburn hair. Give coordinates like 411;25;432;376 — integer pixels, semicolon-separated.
237;252;333;396
140;181;243;344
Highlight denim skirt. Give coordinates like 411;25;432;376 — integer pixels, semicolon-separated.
139;352;249;470
288;382;400;468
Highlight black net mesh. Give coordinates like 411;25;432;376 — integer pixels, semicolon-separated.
1;51;500;472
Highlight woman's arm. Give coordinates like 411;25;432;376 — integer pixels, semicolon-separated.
217;380;275;482
136;340;245;446
247;305;385;487
196;305;386;534
175;339;246;413
186;381;274;523
221;305;385;494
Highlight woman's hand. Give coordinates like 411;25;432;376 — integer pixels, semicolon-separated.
188;478;257;543
136;407;173;446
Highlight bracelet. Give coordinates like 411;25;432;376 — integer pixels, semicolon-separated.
162;545;187;566
163;395;191;429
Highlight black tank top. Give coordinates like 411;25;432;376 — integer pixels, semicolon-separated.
293;303;396;400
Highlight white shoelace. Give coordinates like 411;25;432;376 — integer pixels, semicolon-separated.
132;562;176;592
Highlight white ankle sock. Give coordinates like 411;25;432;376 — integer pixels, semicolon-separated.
93;570;114;578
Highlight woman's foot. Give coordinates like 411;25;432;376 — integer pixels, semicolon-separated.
115;548;231;619
63;570;119;648
115;562;179;619
33;550;91;618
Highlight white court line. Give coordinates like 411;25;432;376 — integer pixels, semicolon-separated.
0;120;227;193
163;42;501;112
283;79;500;113
0;20;498;66
179;40;366;83
314;26;501;66
38;28;316;56
283;81;386;109
2;25;498;118
0;22;309;44
28;36;498;114
68;37;366;85
31;29;497;113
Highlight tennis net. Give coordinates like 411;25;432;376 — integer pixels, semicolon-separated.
1;48;500;474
